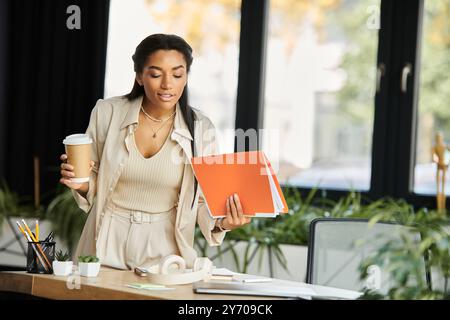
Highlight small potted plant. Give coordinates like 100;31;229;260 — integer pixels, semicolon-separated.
78;255;101;277
52;250;73;276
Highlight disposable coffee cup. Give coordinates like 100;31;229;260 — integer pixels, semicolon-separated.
63;134;93;183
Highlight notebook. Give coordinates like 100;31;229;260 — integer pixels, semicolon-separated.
191;151;288;218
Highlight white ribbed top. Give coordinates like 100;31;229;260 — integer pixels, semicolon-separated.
111;130;184;213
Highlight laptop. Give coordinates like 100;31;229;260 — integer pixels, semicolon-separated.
193;280;317;299
194;278;362;300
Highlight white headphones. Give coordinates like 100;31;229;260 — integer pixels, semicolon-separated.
141;255;213;285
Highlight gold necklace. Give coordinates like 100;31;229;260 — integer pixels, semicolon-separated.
140;105;176;123
141;110;175;138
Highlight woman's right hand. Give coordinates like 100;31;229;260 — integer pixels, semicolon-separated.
59;154;94;194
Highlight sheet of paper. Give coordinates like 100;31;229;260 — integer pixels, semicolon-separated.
232;274;272;283
262;152;289;214
265;163;284;213
212;268;237;276
125;283;175;291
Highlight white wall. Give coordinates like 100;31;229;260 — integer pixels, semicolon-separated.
199;241;308;282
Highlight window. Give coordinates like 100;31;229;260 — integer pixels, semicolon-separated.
103;0;447;206
104;0;241;152
263;0;380;191
414;0;450;196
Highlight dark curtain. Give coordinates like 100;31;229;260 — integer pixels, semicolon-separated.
0;0;10;180
2;0;110;201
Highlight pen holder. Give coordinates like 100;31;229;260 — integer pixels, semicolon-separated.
26;241;55;274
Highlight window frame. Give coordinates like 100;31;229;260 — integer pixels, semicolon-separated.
235;0;437;209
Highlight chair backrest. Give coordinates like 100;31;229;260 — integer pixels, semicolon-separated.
306;218;429;294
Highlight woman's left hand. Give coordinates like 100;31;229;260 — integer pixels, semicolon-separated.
222;193;251;231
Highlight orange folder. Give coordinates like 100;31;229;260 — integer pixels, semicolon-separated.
191;151;289;218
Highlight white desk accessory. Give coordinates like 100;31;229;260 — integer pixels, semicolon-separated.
134;255;213;285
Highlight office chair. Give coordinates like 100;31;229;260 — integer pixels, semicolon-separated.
306;218;430;294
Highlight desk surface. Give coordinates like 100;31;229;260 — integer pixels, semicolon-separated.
0;267;361;300
0;267;280;300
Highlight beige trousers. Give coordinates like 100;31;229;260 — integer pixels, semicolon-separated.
96;202;180;270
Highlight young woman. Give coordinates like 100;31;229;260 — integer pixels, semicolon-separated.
59;34;250;270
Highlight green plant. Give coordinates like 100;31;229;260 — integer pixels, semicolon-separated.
195;187;428;277
358;209;450;300
0;181;44;236
45;186;88;251
55;249;71;261
78;255;99;263
0;181;86;254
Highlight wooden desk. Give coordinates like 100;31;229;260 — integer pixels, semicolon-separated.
0;267;277;300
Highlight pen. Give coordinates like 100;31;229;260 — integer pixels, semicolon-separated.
35;220;39;242
16;221;49;272
16;221;28;241
241;278;272;283
231;274;272;283
21;219;36;241
21;219;52;269
44;231;54;243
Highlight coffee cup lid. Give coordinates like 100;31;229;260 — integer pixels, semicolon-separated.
63;134;93;145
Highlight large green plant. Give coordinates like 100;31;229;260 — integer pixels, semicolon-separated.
359;209;449;300
195;187;418;275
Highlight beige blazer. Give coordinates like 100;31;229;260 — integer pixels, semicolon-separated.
71;95;226;267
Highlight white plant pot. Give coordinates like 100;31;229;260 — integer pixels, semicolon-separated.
52;261;73;276
78;262;101;277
